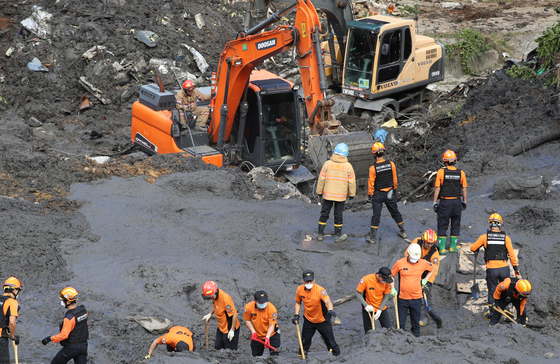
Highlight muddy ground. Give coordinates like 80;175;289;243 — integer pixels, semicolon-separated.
1;0;560;363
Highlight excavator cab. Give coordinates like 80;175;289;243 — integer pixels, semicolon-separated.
232;72;301;171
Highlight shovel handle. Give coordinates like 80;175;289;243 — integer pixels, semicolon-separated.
393;295;400;329
12;340;18;364
250;337;278;352
494;306;518;324
296;322;305;359
204;320;209;350
368;311;376;331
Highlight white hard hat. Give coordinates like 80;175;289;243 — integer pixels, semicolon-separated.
408;244;422;260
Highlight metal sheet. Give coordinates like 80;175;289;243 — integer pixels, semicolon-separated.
283;165;315;184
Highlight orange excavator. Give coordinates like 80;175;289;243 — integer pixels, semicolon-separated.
131;0;375;183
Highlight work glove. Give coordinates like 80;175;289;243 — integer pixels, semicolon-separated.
387;189;394;200
366;195;372;204
41;336;51;345
328;310;336;318
433;202;439;213
423;281;433;292
421;279;428;287
391;288;398;297
292;314;299;325
462;201;467;211
374;309;382;320
143;354;151;361
264;337;271;347
227;329;235;341
250;332;258;341
365;305;374;313
202;313;212;322
12;336;20;345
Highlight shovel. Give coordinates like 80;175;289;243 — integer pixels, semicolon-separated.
368;311;376;331
393;295;400;329
12;341;18;364
204;319;209;350
423;292;443;329
296;322;305;359
250;336;278;352
419;294;429;327
471;250;481;300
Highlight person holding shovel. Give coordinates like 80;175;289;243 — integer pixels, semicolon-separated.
355;267;394;332
201;281;240;351
391;244;435;337
0;277;22;364
293;270;340;356
489;278;531;327
143;325;194;360
470;213;520;320
243;290;280;356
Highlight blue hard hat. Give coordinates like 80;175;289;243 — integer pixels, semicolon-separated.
333;143;349;157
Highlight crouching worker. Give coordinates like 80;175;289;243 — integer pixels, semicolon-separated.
42;287;89;364
490;278;531;327
244;290;280;356
143;326;194;360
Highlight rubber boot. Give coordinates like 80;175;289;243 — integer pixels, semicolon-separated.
397;222;407;239
334;225;347;242
317;223;325;241
366;226;378;244
438;236;447;255
449;236;458;253
484;304;493;320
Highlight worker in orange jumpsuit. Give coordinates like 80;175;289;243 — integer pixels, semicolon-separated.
355;267;394;332
201;281;240;350
316;143;356;242
366;142;406;244
405;229;442;328
490;278;531;326
433;150;467;254
470;213;520;320
176;79;211;131
0;277;22;364
243;290;280;356
391;244;435;337
293;270;340;356
143;326;194;360
41;287;89;364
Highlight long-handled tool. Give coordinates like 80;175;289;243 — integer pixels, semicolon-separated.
250;336;278;352
471;250;481;300
494;306;519;324
295;322;305;359
423;292;443;328
368;311;376;331
204;319;209;350
419;294;430;327
12;341;18;364
393;295;400;329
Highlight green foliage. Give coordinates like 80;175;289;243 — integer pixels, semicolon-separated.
445;29;492;74
506;65;536;80
401;4;419;17
535;23;560;71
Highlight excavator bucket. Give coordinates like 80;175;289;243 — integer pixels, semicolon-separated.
307;131;374;186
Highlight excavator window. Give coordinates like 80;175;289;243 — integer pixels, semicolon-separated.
261;92;298;164
344;28;377;89
377;29;403;84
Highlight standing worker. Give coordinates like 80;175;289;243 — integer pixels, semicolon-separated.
293;270;340;356
470;213;520;320
316;143;356;242
404;230;440;299
0;277;21;364
143;325;194;360
432;150;467;254
243;290;280;356
41;287;89;364
176;79;212;132
391;245;435;337
355;267;395;332
366;142;407;244
201;281;240;351
490;278;531;326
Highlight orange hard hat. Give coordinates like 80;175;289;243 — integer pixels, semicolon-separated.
488;213;503;226
515;279;531;297
3;277;22;291
182;80;195;90
60;287;79;302
422;229;437;244
201;281;218;298
442;150;457;162
371;142;386;154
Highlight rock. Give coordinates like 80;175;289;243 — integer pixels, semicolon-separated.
493;175;549;200
130;316;172;334
27;117;43;127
